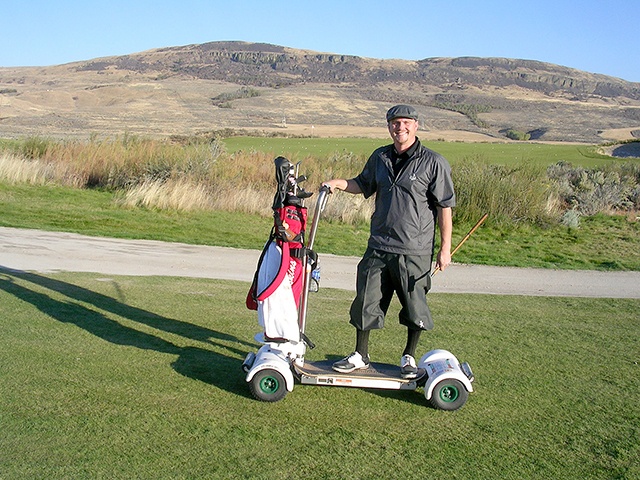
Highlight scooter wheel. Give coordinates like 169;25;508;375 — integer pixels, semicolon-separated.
427;379;468;411
249;369;288;402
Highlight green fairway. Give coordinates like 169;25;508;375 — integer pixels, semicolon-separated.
1;271;638;479
222;136;616;167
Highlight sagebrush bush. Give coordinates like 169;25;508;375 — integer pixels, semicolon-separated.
547;162;640;215
560;209;581;228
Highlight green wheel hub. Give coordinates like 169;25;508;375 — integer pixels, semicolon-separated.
439;384;460;403
259;375;280;394
250;369;287;402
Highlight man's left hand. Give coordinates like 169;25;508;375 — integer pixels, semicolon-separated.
436;249;452;271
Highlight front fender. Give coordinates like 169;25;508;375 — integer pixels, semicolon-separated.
419;349;474;399
245;346;295;392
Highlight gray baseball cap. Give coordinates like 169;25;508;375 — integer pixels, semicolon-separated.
386;104;419;122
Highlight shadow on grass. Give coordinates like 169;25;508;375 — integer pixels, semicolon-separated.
0;266;253;398
366;388;430;407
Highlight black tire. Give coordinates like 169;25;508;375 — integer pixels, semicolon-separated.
249;369;288;402
427;379;468;411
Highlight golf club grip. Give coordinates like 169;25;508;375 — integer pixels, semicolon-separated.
432;213;488;276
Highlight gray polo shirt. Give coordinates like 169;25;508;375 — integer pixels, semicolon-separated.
354;140;455;256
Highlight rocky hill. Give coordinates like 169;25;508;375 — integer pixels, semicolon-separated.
1;41;639;143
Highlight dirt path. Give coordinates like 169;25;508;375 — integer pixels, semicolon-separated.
1;227;639;299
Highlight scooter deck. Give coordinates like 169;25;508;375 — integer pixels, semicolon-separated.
294;360;427;390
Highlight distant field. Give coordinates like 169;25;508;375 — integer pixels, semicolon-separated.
222;137;617;167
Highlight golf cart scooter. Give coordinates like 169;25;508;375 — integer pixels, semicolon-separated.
243;158;475;411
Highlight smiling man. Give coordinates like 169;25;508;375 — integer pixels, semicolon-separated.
323;104;455;378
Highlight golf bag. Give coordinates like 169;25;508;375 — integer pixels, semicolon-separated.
246;157;313;343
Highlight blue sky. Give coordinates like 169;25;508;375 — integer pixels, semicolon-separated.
3;0;638;82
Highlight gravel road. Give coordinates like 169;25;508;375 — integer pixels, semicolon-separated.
1;227;638;299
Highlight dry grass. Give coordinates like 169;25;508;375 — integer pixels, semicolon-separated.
451;157;561;225
0;154;52;185
209;184;273;215
3;136;638;225
0;153;82;187
40;137;191;188
321;194;374;224
0;140;573;225
117;178;213;211
0;141;373;220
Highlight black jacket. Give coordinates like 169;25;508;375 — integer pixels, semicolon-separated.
354;140;455;256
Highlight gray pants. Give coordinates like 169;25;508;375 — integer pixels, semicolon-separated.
349;248;433;331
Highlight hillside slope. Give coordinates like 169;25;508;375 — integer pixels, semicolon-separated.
1;41;639;142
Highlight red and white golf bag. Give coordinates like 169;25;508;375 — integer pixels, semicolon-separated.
246;157;313;343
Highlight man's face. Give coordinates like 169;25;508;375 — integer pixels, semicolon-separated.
388;117;419;149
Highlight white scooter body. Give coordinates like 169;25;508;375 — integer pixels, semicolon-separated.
420;349;474;399
244;340;474;410
243;334;305;393
244;185;475;410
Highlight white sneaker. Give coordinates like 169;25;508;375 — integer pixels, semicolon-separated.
332;352;370;373
400;354;418;379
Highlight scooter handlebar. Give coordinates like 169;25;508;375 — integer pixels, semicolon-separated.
306;186;330;251
316;185;330;214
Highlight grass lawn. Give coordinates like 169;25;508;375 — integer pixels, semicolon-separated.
1;271;638;479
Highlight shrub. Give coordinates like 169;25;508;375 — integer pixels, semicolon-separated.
452;156;558;225
506;129;531;141
560;209;580;228
433;102;492;128
211;87;261;107
20;136;53;159
547;162;640;215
